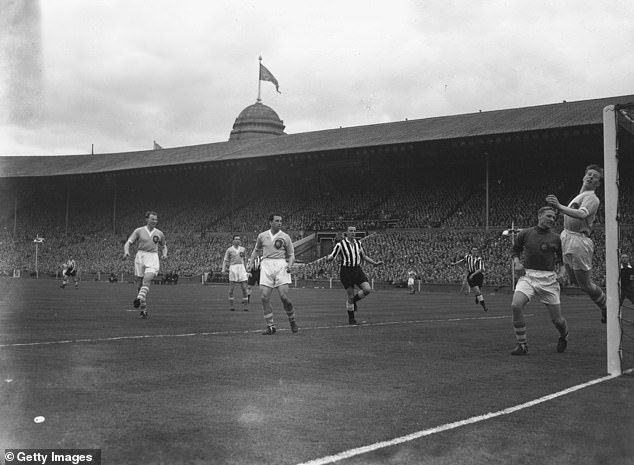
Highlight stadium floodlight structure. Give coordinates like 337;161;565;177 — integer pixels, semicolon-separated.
603;103;634;376
33;234;44;279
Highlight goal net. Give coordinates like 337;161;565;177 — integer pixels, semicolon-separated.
603;103;634;376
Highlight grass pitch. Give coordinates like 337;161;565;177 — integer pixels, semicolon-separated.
0;279;632;465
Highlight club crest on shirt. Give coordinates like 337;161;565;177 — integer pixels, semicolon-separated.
540;243;550;252
274;238;285;249
153;235;160;243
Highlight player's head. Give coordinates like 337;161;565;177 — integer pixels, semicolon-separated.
537;206;557;229
583;164;603;189
621;253;630;264
269;214;282;231
232;234;241;245
345;225;357;238
145;210;158;227
470;247;479;254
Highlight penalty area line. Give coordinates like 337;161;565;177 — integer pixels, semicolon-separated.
295;373;618;465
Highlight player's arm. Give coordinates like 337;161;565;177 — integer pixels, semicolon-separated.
161;241;168;260
511;232;525;271
360;248;383;266
123;230;138;258
247;237;262;269
450;256;465;266
545;194;596;220
221;248;230;273
286;237;295;270
325;242;341;262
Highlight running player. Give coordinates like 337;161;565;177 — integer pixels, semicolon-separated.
451;247;488;311
123;210;168;319
325;225;383;325
60;257;79;288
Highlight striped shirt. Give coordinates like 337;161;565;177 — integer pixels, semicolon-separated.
249;255;261;272
463;253;484;274
328;238;365;267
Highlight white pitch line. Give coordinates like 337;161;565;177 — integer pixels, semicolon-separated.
295;374;619;465
0;314;517;348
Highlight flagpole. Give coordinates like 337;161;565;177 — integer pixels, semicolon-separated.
257;56;262;102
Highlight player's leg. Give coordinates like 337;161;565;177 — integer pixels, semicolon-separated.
510;290;530;355
133;255;144;307
260;285;276;334
571;268;607;323
277;283;298;333
60;272;68;288
137;271;156;303
472;279;488;311
350;268;372;312
563;263;578;285
546;303;568;353
228;281;236;311
352;281;372;306
344;286;358;325
239;281;248;311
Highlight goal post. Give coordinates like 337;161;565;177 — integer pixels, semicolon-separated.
603;105;620;376
603;102;634;376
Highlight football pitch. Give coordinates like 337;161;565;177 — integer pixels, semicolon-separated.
1;279;632;465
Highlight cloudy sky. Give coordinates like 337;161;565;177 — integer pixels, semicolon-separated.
0;0;632;156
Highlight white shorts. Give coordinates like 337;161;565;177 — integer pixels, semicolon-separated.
407;278;415;286
135;251;160;277
229;263;248;283
561;229;594;271
260;259;291;288
515;269;560;305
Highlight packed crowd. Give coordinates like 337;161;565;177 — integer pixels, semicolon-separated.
1;162;631;286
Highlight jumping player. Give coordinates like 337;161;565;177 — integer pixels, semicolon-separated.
123;210;167;319
546;164;607;323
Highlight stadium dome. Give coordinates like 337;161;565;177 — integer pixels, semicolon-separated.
229;101;286;141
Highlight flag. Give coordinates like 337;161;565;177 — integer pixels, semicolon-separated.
259;63;281;93
153;140;163;150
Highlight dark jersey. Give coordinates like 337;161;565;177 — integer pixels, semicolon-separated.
512;226;562;271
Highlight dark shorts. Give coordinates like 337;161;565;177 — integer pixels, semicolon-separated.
467;272;484;288
64;269;77;277
340;266;369;289
248;269;260;286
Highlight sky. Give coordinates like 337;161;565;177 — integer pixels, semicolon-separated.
0;0;632;156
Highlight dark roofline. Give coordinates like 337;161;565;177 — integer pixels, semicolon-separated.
1;94;632;178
